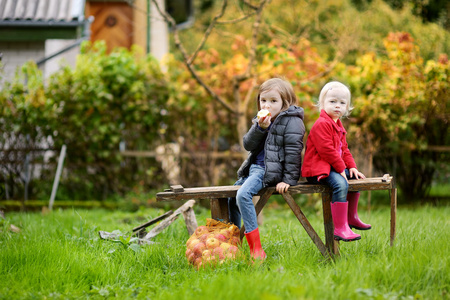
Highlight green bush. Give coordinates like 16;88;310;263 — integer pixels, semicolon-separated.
1;41;171;200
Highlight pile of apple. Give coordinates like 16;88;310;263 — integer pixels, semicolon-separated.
185;224;241;269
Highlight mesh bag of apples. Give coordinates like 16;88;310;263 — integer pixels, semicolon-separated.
185;218;241;269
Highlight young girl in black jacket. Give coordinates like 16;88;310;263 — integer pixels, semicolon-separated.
229;78;305;261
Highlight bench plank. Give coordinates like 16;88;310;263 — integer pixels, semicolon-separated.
156;175;396;259
156;176;394;202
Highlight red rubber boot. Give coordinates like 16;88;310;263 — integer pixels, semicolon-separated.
245;228;267;260
347;192;371;230
331;202;361;242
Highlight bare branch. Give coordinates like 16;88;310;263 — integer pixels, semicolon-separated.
150;0;235;114
188;0;228;65
242;0;259;10
216;11;256;24
234;0;268;83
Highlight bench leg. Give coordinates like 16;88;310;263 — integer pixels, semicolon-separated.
390;188;397;246
210;198;229;222
283;193;332;260
322;192;340;257
239;189;274;240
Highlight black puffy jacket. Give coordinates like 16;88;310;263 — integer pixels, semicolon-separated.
237;105;305;187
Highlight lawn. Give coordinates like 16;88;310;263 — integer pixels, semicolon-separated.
0;202;448;299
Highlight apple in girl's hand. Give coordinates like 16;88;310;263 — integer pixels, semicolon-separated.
257;109;271;120
195;226;209;236
206;237;220;249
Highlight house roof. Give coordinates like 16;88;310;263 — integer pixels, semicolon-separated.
0;0;85;26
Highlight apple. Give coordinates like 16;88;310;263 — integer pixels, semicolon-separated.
194;256;203;267
212;247;225;260
214;233;228;242
193;242;206;256
203;255;217;266
198;233;210;242
228;245;239;255
220;242;231;252
202;249;212;259
230;237;240;246
218;229;231;239
185;248;192;258
257;109;271;120
195;226;209;236
206;237;220;249
187;252;196;264
187;238;202;250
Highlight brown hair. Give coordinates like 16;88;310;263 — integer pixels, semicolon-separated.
257;77;298;112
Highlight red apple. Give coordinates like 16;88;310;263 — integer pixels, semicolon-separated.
228;245;238;254
230;237;240;246
214;233;228;242
199;233;210;242
187;238;201;250
218;229;231;239
185;248;192;258
206;237;220;249
187;252;196;264
194;256;203;267
195;226;209;236
212;247;225;260
193;242;206;256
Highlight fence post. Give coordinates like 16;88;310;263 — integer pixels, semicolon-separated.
49;145;67;210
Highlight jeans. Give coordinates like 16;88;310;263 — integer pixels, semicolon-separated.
307;169;358;203
228;164;265;233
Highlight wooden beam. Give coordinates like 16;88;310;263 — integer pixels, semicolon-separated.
283;192;331;260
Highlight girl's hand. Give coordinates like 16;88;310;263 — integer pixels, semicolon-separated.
349;168;366;179
258;116;271;129
276;182;290;194
340;171;348;182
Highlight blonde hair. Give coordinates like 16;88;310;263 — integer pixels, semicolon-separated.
257;77;298;112
318;81;353;117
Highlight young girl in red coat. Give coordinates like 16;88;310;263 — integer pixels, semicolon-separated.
302;81;371;242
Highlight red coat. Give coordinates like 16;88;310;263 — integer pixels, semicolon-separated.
301;110;356;179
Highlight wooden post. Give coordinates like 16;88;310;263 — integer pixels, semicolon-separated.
49;145;67;211
322;192;339;257
390;188;397;246
283;193;331;260
182;206;198;236
210;198;229;222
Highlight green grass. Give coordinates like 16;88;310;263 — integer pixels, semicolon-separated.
0;203;449;300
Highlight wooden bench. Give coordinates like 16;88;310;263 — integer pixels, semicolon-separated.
156;175;397;259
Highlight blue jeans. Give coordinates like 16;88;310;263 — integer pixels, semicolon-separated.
228;164;265;233
307;169;357;203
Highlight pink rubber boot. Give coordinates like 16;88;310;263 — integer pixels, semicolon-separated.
331;202;361;242
245;228;267;260
347;192;372;230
